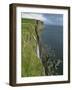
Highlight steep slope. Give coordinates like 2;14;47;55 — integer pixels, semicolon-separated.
21;18;45;77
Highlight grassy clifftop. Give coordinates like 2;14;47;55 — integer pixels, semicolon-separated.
21;18;45;77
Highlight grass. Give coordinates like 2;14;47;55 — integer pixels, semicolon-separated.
21;18;45;77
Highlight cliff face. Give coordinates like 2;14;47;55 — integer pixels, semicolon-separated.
21;18;45;77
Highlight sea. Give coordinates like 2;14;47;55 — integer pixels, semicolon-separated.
40;24;63;60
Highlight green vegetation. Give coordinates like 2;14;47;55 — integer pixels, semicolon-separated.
41;46;63;75
21;18;45;77
21;18;63;77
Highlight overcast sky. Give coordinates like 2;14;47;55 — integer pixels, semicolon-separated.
43;14;63;26
21;12;63;26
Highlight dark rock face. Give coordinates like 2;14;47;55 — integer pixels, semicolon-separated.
39;36;63;76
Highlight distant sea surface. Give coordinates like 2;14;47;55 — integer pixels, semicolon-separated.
40;24;63;60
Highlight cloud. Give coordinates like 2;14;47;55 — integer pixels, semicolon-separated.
21;13;46;21
21;12;63;26
43;14;63;26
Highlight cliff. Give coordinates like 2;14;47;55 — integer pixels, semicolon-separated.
21;18;45;77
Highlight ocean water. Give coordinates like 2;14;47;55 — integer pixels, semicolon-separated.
40;24;63;60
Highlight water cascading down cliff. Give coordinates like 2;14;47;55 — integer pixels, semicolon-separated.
21;18;45;77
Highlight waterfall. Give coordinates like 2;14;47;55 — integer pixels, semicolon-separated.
32;34;40;58
37;44;40;58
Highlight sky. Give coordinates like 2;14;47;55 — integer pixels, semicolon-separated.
43;14;63;26
21;13;46;21
21;12;63;26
